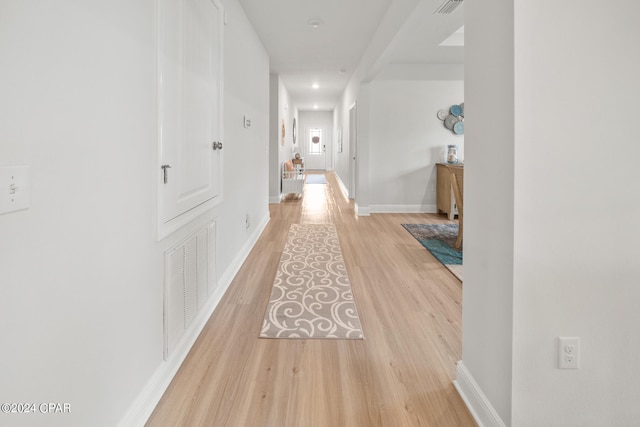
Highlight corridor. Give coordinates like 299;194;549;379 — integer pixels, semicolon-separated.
147;172;474;427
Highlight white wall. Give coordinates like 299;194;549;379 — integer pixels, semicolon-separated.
333;95;355;198
0;1;269;426
219;0;270;270
0;3;161;426
269;75;297;201
333;64;361;197
355;84;372;215
457;0;515;423
368;77;463;212
334;70;463;214
269;75;280;202
333;106;351;195
332;0;422;199
279;78;297;166
460;0;640;426
511;1;640;426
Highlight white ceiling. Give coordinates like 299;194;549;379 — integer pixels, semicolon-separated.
237;0;464;111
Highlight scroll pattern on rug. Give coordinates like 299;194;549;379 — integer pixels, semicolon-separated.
260;223;364;339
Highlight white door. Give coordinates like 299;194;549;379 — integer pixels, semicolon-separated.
158;0;223;235
305;126;328;170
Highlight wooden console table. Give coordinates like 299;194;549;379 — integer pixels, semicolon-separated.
436;163;463;220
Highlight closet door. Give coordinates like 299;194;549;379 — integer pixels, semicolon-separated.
158;0;223;238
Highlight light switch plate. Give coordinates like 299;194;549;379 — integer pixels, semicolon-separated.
0;165;31;215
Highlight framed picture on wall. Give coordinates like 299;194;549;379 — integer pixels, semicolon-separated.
337;127;343;153
292;118;297;144
281;119;285;145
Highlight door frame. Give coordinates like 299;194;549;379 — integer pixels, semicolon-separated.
349;103;357;199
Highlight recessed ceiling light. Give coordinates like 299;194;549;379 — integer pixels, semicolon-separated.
307;18;323;29
313;105;318;110
312;83;319;89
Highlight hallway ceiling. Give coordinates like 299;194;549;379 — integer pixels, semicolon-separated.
237;0;464;111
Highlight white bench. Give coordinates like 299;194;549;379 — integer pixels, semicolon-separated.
282;159;304;196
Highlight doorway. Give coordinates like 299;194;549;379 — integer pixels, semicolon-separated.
349;104;357;199
304;126;329;170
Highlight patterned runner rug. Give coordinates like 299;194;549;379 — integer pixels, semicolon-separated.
260;223;364;339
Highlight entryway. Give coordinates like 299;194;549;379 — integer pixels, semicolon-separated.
303;126;328;170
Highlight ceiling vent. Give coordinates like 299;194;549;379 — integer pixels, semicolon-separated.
434;0;463;15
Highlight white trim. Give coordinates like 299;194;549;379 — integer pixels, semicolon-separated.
269;196;282;204
453;361;507;427
118;212;270;427
355;203;370;216
369;204;437;214
157;197;222;240
334;172;350;199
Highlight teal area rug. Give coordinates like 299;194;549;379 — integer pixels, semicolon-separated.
305;174;327;184
402;224;463;281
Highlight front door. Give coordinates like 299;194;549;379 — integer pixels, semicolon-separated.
304;126;328;170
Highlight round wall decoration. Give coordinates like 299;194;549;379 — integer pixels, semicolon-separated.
444;114;459;130
437;102;465;135
453;120;464;135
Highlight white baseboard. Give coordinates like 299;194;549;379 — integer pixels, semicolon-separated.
218;212;270;288
354;203;370;216
333;173;350;199
269;195;281;204
369;204;437;214
453;361;507;427
117;213;271;427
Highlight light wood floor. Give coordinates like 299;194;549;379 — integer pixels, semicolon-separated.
146;172;476;427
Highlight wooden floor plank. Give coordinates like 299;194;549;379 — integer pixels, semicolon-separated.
146;172;476;427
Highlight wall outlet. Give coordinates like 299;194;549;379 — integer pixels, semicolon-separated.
558;337;580;369
243;116;252;128
245;212;250;230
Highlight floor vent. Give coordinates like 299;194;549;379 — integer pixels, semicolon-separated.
164;221;216;359
434;0;463;15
